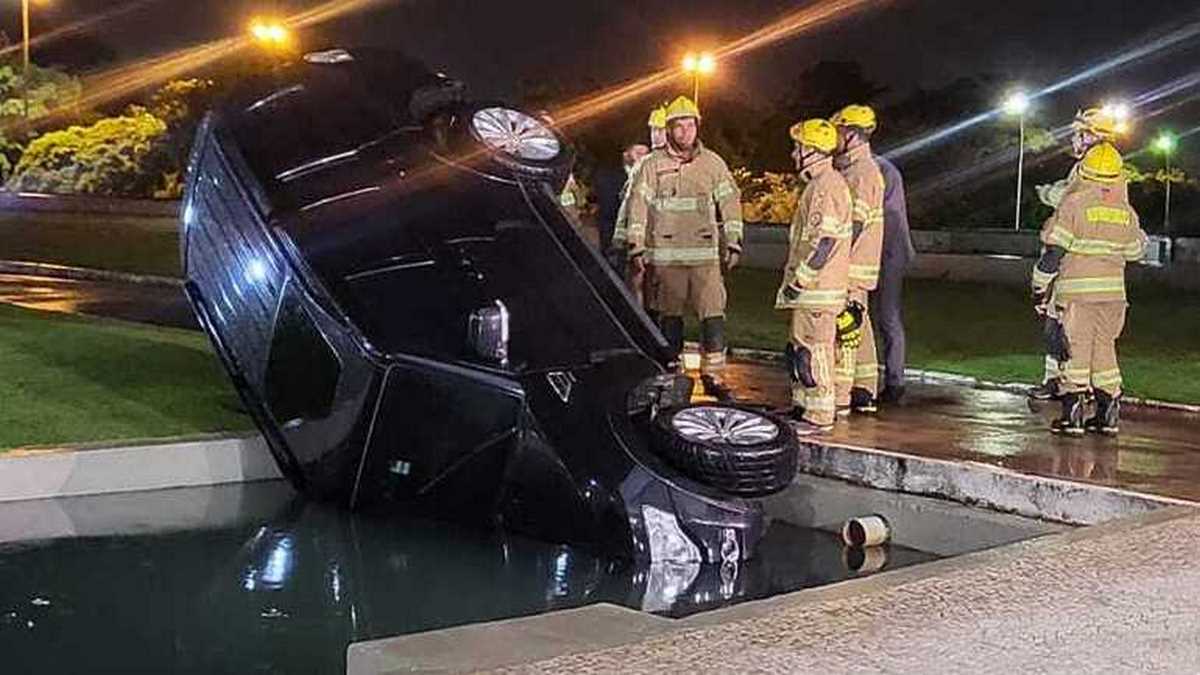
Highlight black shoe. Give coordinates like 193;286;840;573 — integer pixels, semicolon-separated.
1051;392;1086;436
700;374;733;401
1085;391;1120;436
1028;379;1061;401
879;385;906;404
850;387;878;414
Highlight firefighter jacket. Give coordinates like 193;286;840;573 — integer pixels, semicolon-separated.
1034;181;1146;303
559;173;584;228
777;166;853;310
837;144;886;292
611;157;647;249
625;143;744;265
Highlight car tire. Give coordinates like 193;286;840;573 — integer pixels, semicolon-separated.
651;405;799;498
464;104;574;182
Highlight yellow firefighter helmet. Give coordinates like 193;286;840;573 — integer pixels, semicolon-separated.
648;105;668;129
789;118;839;154
1079;142;1123;183
664;95;701;123
830;104;878;132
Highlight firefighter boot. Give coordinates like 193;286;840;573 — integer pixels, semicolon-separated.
659;315;685;361
850;386;878;414
1085;390;1120;436
1028;379;1061;401
1051;392;1086;436
699;317;732;400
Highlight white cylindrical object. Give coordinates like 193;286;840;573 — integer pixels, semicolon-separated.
842;514;891;548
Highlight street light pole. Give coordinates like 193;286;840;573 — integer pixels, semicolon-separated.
1003;91;1030;231
681;52;715;108
1014;112;1026;231
22;0;31;118
1164;151;1172;235
1154;132;1177;236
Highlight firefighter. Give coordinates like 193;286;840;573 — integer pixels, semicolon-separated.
1030;107;1125;401
626;96;744;398
776;118;852;434
1031;142;1145;436
830;104;885;415
613;105;669;305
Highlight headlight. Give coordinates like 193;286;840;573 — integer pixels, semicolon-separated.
641;504;701;563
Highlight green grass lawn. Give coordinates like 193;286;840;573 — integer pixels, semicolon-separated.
713;269;1200;404
0;211;180;277
0;304;251;452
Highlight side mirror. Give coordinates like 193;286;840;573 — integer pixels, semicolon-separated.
468;300;510;365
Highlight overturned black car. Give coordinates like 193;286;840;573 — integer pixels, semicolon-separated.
181;47;798;563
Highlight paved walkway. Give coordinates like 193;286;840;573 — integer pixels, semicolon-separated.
714;361;1200;503
0;273;195;329
488;507;1200;674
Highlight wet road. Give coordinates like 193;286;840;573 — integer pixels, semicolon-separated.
3;272;1198;503
717;363;1200;503
0;273;196;330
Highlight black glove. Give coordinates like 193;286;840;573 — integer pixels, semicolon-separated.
1032;289;1048;315
782;284;802;302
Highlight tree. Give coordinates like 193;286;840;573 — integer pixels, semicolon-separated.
7;111;170;196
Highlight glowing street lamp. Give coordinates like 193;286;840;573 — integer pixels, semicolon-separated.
1153;132;1177;234
1003;91;1030;231
249;18;291;49
681;51;716;107
1102;101;1133;135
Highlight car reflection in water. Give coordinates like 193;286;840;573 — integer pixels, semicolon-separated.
0;486;934;674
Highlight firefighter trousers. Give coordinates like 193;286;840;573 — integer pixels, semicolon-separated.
790;309;838;426
1059;301;1127;397
655;264;728;377
836;290;879;405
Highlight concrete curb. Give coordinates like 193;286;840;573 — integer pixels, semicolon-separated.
0;433;280;502
0;259;181;288
685;341;1200;414
795;439;1197;526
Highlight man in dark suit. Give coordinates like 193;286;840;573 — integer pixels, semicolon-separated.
594;142;649;266
871;155;916;403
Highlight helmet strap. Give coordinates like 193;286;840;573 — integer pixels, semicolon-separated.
800;150;832;181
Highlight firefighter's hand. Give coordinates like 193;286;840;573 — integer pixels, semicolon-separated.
775;283;803;308
630;253;646;275
724;249;740;272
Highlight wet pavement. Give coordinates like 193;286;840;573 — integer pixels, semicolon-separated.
3;271;1198;503
717;361;1200;503
0;482;934;674
0;273;196;330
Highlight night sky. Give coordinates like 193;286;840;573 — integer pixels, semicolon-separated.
4;0;1199;156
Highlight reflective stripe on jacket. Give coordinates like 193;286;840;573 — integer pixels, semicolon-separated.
838;144;885;291
625;144;744;265
779;167;852;310
1035;181;1146;303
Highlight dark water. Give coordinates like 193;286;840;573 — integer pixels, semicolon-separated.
0;482;935;674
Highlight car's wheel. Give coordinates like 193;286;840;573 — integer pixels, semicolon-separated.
466;105;573;181
651;405;799;498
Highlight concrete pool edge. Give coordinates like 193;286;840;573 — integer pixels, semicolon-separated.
0;433;280;502
797;439;1197;525
346;505;1199;674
